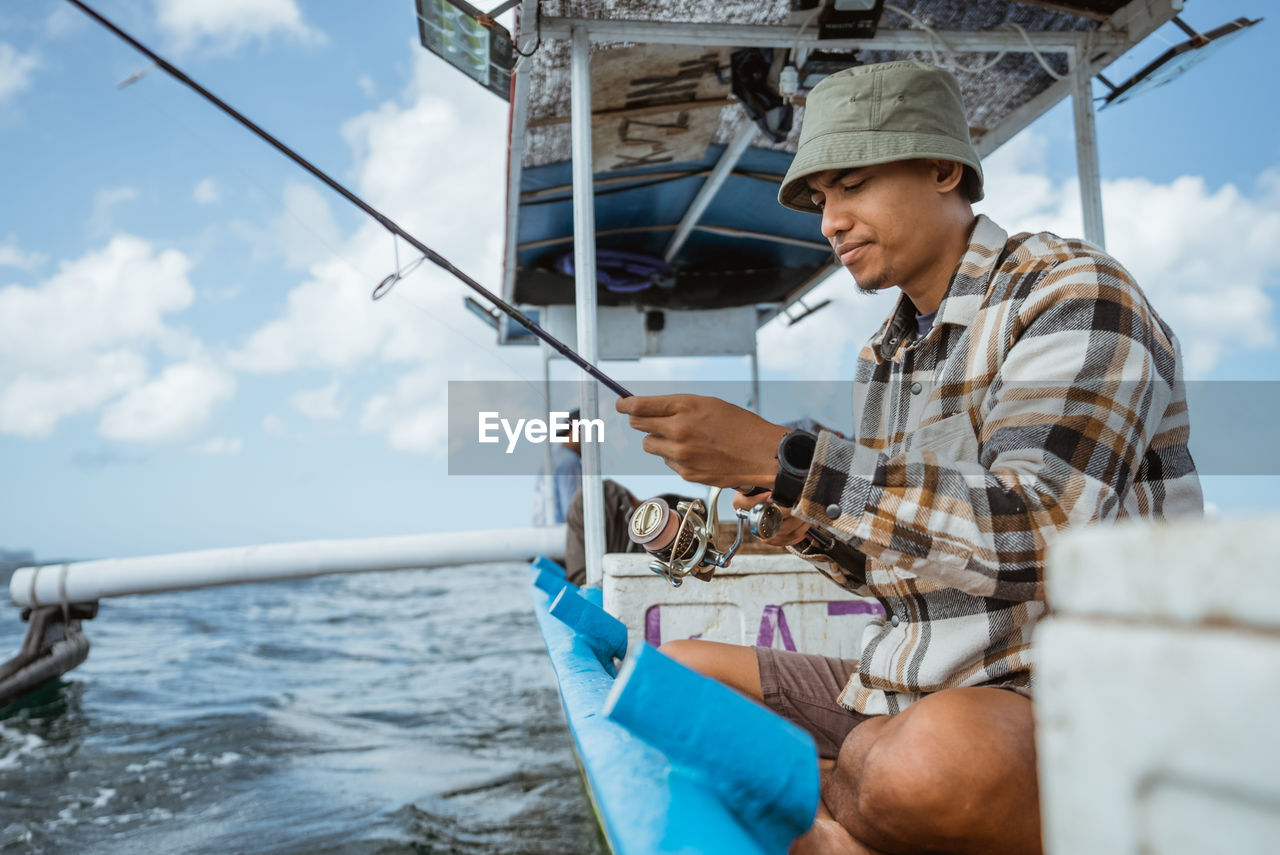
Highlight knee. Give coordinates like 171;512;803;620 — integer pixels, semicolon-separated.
848;721;958;846
831;689;1038;849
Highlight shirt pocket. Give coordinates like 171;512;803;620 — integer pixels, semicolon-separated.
907;412;980;462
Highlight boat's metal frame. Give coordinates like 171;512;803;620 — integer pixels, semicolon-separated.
569;23;608;586
516;0;1185;588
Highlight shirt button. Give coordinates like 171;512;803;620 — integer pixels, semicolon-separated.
825;503;842;520
890;615;901;627
910;382;922;395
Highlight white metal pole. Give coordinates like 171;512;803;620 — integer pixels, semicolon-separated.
1070;47;1106;248
664;122;756;263
501;16;533;310
749;345;761;414
540;339;557;525
10;527;567;607
570;24;607;588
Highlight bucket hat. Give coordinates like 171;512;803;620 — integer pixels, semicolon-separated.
778;61;984;212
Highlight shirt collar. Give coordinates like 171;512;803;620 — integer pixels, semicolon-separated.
869;215;1009;361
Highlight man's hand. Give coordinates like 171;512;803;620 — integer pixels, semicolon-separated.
616;394;788;489
733;489;812;547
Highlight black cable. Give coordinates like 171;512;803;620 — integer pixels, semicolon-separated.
63;0;633;400
512;3;541;58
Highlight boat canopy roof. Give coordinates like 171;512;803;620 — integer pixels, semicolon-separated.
490;0;1179;342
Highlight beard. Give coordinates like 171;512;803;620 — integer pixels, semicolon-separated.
849;264;897;295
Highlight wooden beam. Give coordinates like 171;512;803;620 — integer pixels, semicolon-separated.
526;97;734;129
1009;1;1114;22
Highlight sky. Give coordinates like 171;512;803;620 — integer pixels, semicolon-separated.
0;0;1276;561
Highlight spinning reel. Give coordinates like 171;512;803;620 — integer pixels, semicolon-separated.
627;488;782;587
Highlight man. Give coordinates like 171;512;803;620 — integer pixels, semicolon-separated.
538;409;668;586
562;479;645;587
617;61;1202;854
532;408;582;526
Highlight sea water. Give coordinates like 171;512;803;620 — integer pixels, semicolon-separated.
0;563;607;854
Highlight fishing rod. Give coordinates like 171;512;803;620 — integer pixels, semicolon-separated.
63;0;633;400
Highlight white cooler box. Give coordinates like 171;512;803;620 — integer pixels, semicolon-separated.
1037;515;1280;854
603;552;883;658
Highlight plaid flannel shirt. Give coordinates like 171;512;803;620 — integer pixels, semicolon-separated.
791;215;1203;715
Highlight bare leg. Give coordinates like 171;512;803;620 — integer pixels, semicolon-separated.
664;641;879;854
659;644;1041;853
822;687;1042;855
658;639;763;700
791;798;886;855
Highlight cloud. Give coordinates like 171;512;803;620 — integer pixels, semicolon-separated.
190;436;243;456
71;448;150;469
193;178;220;205
44;7;85;39
977;134;1280;377
339;59;507;255
0;235;193;373
272;182;343;270
229;48;525;454
99;361;236;442
228;242;401;372
0;235;45;270
0;350;148;438
262;413;289;438
291;380;343;421
0;44;38;103
154;0;324;52
359;366;450;457
89;186;139;235
357;74;377;99
0;235;215;438
758;272;892;380
759;133;1280;384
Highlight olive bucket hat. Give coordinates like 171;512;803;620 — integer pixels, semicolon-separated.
778;61;984;212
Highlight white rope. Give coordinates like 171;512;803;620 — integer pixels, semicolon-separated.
882;3;1009;74
1004;20;1067;80
59;562;72;626
792;5;824;59
28;563;40;609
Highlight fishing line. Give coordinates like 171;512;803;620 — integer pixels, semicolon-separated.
386;282;552;404
65;0;634;400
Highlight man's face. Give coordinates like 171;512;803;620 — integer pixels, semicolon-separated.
805;160;950;295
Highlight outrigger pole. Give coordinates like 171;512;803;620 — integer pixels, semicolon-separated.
62;0;634;400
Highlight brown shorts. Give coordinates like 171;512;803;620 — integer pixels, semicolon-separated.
755;647;874;760
755;647;1034;759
